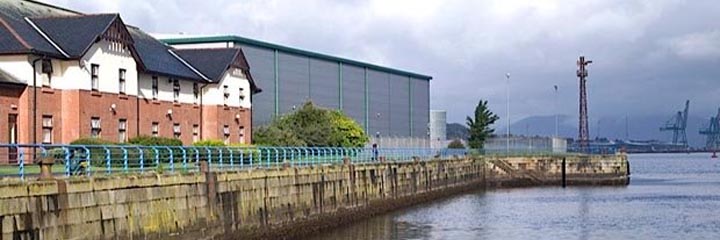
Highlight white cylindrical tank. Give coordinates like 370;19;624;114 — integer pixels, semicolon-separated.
430;110;447;148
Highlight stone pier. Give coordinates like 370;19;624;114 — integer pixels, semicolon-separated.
0;154;628;239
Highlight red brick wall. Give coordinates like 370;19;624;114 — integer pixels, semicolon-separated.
0;85;22;144
138;98;201;145
76;90;139;143
0;85;23;164
1;86;253;147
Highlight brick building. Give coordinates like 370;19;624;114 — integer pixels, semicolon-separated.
0;0;260;151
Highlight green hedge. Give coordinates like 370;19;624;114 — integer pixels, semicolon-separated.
192;139;226;147
70;138;117;145
128;135;182;146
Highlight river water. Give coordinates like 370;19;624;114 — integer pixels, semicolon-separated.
309;153;720;240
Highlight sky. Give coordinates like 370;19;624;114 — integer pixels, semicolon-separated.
44;0;720;127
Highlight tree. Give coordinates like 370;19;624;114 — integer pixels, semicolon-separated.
252;101;368;147
328;110;369;147
466;100;499;149
447;139;465;149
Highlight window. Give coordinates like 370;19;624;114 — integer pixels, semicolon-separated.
118;119;127;143
172;79;180;103
91;64;99;91
42;73;51;87
151;76;158;100
151;122;159;137
193;83;199;105
192;124;199;142
223;85;229;106
223;125;230;144
173;123;181;139
239;126;245;144
42;115;52;144
90;117;101;138
239;87;245;100
119;69;126;94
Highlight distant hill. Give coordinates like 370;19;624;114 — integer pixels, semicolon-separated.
501;114;709;147
447;123;469;140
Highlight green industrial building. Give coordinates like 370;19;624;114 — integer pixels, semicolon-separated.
162;36;432;138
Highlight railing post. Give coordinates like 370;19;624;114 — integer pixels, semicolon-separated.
121;146;129;173
136;146;144;173
103;146;111;174
81;146;91;176
38;146;54;180
152;147;160;172
180;147;188;171
63;147;71;176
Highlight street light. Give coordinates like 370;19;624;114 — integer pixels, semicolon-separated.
505;73;510;154
554;85;559;137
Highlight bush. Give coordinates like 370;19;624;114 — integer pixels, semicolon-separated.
192;139;226;147
253;101;368;147
70;137;117;145
447;139;465;149
128;135;183;146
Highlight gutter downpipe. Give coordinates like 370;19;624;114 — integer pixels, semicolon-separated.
31;56;45;161
199;83;209;140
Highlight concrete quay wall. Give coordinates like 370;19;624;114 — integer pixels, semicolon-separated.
0;154;628;239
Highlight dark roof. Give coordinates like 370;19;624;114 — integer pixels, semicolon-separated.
0;20;26;53
0;0;253;85
173;48;260;93
0;67;24;85
0;0;75;57
128;27;207;82
29;14;118;57
162;35;433;81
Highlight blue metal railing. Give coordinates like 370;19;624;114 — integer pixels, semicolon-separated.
0;144;616;179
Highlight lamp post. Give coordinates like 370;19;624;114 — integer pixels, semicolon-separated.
505;73;510;154
554;85;559;137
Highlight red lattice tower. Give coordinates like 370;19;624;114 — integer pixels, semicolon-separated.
577;56;592;150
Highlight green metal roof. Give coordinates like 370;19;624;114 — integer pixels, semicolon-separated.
161;35;433;81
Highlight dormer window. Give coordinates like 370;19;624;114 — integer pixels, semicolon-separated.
239;87;245;100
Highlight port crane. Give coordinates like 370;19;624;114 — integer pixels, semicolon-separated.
700;108;720;157
660;100;689;148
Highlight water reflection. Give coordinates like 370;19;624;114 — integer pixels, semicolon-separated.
309;154;720;240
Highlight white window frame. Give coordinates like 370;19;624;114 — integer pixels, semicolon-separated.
173;123;181;139
193;83;199;105
192;124;199;142
172;79;180;103
151;122;159;137
91;117;101;138
239;126;245;144
119;69;126;94
223;125;230;144
42;115;53;144
118;119;127;143
151;76;159;100
223;85;229;106
91;64;99;91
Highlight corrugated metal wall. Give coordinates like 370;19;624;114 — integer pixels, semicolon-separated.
389;74;410;136
309;59;339;109
341;65;365;128
278;52;310;113
239;45;275;126
411;78;430;137
238;44;429;139
367;70;390;137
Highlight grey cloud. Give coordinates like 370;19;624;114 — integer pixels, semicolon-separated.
44;0;720;130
